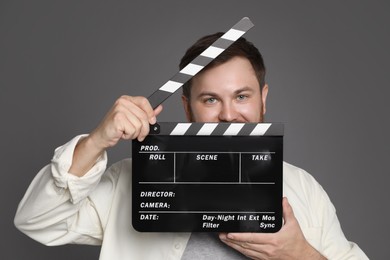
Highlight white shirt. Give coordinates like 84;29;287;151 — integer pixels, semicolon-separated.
14;135;368;259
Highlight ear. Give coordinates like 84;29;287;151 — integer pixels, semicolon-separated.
261;84;269;115
181;95;192;122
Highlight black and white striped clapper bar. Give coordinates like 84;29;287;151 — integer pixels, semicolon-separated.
132;122;284;232
147;17;254;109
132;17;284;232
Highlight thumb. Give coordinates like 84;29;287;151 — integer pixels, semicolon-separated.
282;197;295;224
149;105;163;125
154;104;163;117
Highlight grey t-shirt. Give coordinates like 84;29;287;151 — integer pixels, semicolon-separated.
181;233;248;259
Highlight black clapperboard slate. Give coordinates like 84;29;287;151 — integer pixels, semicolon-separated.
132;122;283;232
131;17;283;232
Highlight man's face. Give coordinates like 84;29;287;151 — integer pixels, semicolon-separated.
182;56;268;123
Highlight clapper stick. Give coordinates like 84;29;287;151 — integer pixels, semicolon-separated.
147;17;254;110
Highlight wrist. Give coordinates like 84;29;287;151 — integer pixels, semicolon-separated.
86;132;107;155
69;135;105;177
302;243;327;260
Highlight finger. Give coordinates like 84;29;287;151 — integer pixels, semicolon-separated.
220;238;267;260
282;197;295;224
121;112;147;141
135;104;163;141
132;104;163;140
106;110;138;141
121;124;137;140
120;114;142;140
113;96;149;123
122;108;149;142
224;232;270;245
153;104;163;119
126;96;156;125
116;98;152;141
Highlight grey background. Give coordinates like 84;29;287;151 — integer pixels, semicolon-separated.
1;0;388;259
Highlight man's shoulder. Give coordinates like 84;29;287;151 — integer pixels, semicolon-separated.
283;161;308;176
283;161;321;189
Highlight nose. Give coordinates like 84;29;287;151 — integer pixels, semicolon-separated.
218;102;239;122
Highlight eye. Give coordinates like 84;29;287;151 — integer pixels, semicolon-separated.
204;97;217;104
237;94;247;101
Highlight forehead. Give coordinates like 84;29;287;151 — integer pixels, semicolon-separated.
191;56;260;94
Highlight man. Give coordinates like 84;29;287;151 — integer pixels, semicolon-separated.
15;33;368;259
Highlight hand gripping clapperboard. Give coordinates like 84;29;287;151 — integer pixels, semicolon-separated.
132;17;283;233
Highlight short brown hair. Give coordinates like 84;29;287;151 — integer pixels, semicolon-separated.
180;32;266;99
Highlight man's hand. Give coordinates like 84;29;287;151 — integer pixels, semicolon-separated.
69;96;162;177
89;95;162;148
219;197;326;260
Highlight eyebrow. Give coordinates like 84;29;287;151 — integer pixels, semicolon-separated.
196;86;254;99
234;86;254;94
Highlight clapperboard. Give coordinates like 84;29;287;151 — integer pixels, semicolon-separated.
132;17;284;232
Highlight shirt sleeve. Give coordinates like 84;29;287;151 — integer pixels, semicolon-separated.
306;173;369;259
14;135;114;246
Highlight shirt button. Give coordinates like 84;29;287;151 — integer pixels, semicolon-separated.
174;243;181;250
